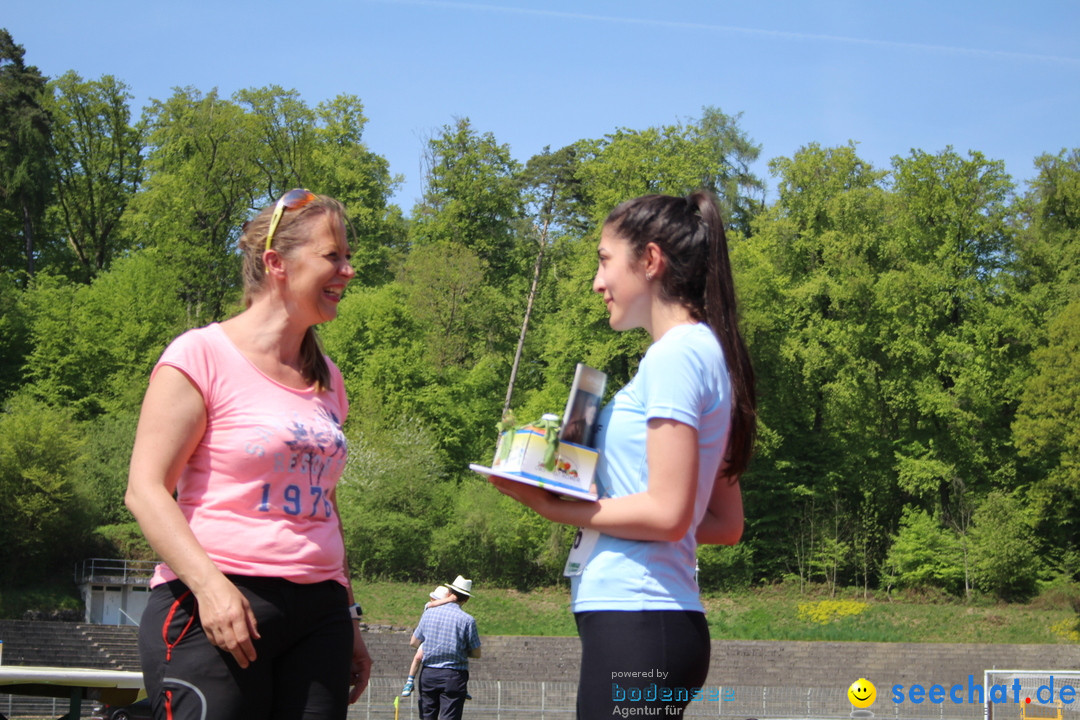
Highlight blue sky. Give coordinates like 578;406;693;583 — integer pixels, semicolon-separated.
7;0;1079;213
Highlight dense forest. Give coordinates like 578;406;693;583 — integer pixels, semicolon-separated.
1;29;1078;603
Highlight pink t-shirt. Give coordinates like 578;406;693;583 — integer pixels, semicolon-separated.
149;323;349;588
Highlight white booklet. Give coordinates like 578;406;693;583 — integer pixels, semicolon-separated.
558;363;607;448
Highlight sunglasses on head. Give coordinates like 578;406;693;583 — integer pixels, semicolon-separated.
265;188;317;252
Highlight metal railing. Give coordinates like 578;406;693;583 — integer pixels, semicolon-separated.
74;558;157;586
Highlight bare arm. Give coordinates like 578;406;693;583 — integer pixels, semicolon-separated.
489;418;699;542
125;365;260;668
332;487;372;703
695;470;744;545
425;596;454;609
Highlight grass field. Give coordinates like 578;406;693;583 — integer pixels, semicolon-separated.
5;578;1077;644
356;579;1080;644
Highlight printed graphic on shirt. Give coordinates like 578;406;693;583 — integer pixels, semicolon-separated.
251;406;347;519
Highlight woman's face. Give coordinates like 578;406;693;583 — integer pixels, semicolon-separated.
285;213;355;325
593;228;651;332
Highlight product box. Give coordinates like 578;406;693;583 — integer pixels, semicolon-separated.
490;426;599;500
469;363;606;501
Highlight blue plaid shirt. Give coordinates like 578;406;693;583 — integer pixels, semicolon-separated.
413;602;481;670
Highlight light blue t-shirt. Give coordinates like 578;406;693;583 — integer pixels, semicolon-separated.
570;323;731;613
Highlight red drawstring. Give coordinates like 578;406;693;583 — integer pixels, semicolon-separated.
161;589;197;662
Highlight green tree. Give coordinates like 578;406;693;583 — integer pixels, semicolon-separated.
45;71;143;281
411;117;525;285
321;282;505;469
1012;149;1080;310
20;248;188;417
882;508;965;594
1014;300;1080;550
0;29;53;277
75;409;139;526
319;283;430;425
968;491;1039;601
883;148;1020;527
575;106;763;228
430;481;573;588
1011;149;1080;560
0;394;91;583
337;419;452;580
502;145;586;415
233;85;315;194
399;242;487;370
736;143;895;583
0;271;30;400
310;94;405;286
125;87;258;321
693;106;766;235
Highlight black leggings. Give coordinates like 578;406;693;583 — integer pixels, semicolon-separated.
574;610;710;719
138;576;352;720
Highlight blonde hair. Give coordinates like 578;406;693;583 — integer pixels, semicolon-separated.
237;193;347;393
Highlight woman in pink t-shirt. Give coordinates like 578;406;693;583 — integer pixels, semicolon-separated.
126;190;371;720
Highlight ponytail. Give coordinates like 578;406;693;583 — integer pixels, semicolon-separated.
300;327;331;393
691;191;756;477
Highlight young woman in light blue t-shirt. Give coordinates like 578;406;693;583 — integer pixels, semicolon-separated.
490;191;757;718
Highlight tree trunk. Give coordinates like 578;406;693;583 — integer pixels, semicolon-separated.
502;214;552;418
22;196;35;277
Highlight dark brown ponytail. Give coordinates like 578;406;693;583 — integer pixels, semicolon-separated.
692;191;756;477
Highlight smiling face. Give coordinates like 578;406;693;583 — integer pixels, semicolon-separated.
592;227;652;332
848;678;876;709
284;213;355;325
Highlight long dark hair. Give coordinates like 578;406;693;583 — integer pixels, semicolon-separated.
604;190;757;477
237;193;346;393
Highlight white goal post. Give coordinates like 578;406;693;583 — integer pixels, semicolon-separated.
984;670;1080;720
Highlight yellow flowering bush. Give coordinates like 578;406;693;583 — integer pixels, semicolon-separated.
797;599;869;624
1049;618;1080;642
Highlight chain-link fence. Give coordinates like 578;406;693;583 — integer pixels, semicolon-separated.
347;679;988;720
1;678;991;719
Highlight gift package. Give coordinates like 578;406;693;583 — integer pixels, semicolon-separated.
492;414;599;496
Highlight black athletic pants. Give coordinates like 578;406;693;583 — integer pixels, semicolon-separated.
574;610;711;719
138;576;352;720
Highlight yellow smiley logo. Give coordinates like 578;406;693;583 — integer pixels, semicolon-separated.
848;678;876;709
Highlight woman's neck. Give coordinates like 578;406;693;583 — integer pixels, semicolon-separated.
221;300;308;370
647;300;696;342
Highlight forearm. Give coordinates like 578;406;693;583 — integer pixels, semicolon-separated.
125;482;226;593
695;475;744;545
332;490;355;603
695;508;743;545
535;491;692;543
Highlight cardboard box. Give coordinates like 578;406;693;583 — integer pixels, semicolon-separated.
492;426;598;496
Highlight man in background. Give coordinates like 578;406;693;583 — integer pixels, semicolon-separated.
410;575;481;720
